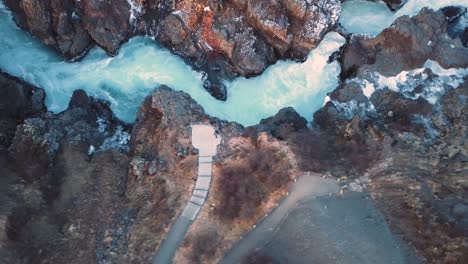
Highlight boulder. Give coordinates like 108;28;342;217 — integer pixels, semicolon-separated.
258;107;308;140
4;0;93;60
0;72;45;147
80;0;130;55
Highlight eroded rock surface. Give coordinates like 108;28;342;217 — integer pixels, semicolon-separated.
139;0;340;78
3;0;132;58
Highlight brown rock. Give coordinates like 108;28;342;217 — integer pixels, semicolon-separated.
80;0;130;55
4;0;93;60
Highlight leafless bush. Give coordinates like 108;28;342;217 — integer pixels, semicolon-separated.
290;128;378;175
216;147;290;220
289;130;333;172
186;227;220;264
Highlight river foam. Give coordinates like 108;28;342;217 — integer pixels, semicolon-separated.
0;2;345;126
340;0;468;35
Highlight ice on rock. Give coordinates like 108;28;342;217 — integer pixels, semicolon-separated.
329;60;467;122
332;100;375;120
349;60;468;106
127;0;142;24
88;145;96;156
100;126;131;152
96;117;107;133
362;80;376;98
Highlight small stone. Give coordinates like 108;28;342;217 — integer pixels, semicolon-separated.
447;147;460;159
130;157;146;179
103;236;113;244
148;160;158;175
387;111;394;118
68;224;78;233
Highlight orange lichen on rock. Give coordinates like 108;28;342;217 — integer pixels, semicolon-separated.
175;0;204;32
201;8;221;52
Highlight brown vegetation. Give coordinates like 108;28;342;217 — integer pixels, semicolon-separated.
184;227;221;264
215;146;291;220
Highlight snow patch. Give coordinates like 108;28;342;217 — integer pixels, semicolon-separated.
349;60;467;105
332;100;375;119
88;145;96;155
127;0;142;24
96;117;107;133
100;126;130;152
362;80;375;98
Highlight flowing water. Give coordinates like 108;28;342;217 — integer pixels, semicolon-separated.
0;2;343;126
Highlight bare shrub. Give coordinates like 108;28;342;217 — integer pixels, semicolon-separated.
290;127;378;175
186;227;220;264
216;164;265;219
289;130;334;172
215;147;290;220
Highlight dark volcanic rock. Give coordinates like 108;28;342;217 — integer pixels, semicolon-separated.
80;0;131;55
0;79;134;263
381;0;407;11
329;82;368;103
0;72;45;148
258;107;308;140
441;6;466;22
370;89;433;128
340;8;468;78
3;0;131;58
4;0;93;60
140;0;340;77
444;7;468;47
8;89;129;184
